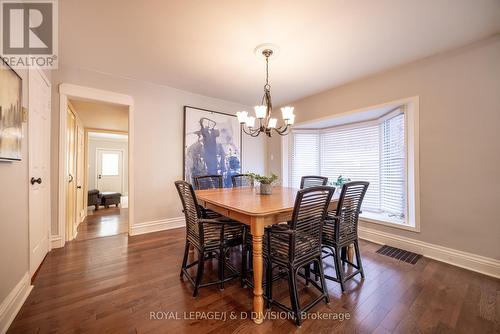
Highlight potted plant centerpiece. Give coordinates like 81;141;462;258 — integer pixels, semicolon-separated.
247;172;278;195
331;175;351;191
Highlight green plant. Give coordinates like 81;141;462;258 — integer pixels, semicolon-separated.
332;175;351;186
246;172;278;185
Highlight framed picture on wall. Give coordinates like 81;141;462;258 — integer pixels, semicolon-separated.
183;106;242;188
0;58;23;161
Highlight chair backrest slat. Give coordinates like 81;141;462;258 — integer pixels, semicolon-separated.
193;175;223;190
300;176;329;189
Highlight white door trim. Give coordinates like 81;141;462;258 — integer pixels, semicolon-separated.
95;147;125;194
57;83;134;247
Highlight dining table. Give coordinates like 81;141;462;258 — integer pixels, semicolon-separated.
195;185;341;324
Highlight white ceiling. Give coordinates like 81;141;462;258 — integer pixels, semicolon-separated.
59;0;500;105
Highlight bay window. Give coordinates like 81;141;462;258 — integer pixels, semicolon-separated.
290;103;418;229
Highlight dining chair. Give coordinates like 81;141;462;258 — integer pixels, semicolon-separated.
322;181;369;292
300;175;329;189
175;180;244;296
264;186;335;326
193;175;223;219
231;174;254;188
193;174;223;190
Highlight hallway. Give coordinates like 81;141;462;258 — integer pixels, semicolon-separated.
75;207;128;241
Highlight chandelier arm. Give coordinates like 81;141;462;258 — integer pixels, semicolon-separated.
273;122;288;132
272;124;291;136
241;124;262;137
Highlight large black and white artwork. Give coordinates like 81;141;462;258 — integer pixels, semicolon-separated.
183;106;242;188
0;59;22;161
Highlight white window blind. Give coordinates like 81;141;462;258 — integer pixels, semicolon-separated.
380;112;406;219
291;132;319;188
290;108;407;225
320;123;381;211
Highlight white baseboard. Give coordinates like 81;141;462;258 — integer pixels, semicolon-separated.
50;235;64;249
359;226;500;279
130;216;185;236
0;272;33;334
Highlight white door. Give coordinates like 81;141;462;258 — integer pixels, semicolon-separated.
75;123;85;222
29;69;51;277
96;149;123;193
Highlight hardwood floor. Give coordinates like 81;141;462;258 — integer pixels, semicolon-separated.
75;207;128;241
8;228;499;333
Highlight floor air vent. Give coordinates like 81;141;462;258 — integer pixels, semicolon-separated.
376;245;422;265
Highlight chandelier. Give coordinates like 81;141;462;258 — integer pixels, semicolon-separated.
236;46;295;137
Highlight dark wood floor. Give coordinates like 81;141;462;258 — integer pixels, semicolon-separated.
75;207;128;241
8;228;499;333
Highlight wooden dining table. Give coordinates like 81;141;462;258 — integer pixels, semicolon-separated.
195;185;340;324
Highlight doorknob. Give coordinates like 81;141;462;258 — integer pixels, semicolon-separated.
77;186;82;189
31;177;42;185
68;174;74;183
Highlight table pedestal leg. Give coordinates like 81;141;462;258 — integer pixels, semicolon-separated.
250;218;265;324
348;243;355;262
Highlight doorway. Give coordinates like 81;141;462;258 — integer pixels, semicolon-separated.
79;130;129;240
64;101;129;241
58;84;134;245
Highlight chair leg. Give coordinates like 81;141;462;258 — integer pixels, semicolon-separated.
334;247;345;292
193;250;205;297
219;246;225;290
265;259;272;309
316;258;330;304
304;264;311;287
354;240;365;279
313;261;319;281
341;246;347;265
180;240;190;278
290;267;302;326
241;234;248;288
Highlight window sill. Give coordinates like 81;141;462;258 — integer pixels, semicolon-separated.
360;212;420;232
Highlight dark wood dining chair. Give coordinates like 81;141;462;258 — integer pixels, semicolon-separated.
264;186;335;326
231;174;254;188
322;181;369;292
193;175;223;190
175;181;244;297
193;175;223;219
300;175;328;189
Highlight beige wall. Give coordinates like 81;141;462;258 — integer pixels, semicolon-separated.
0;133;28;300
269;36;500;259
50;67;267;234
0;69;34;302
